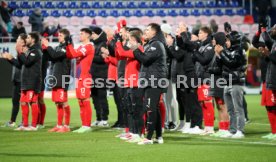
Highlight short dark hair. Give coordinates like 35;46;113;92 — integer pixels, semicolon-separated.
28;32;40;44
148;23;161;34
59;28;70;37
129;30;143;44
80;28;92;35
17;21;23;26
200;26;212;36
19;33;27;44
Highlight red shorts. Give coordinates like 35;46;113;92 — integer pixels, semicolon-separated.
52;88;68;102
261;82;276;106
215;97;224;105
76;78;91;99
197;84;212;101
20;90;39;102
38;91;44;99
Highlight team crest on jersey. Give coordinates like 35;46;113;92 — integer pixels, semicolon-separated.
207;46;212;50
150;47;156;51
80;47;87;56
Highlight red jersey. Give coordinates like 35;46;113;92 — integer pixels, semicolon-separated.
116;42;143;88
66;43;94;79
104;56;118;81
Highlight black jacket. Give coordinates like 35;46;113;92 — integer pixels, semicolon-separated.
15;44;42;93
90;32;108;80
7;56;22;83
133;31;168;89
192;37;215;82
265;40;276;90
11;26;26;40
0;6;13;23
218;47;247;85
46;43;71;90
28;13;44;33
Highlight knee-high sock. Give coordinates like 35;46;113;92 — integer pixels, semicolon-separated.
21;104;29;127
78;100;85;126
31;103;39;127
159;98;166;128
267;109;276;134
202;102;214;127
64;105;71;126
38;103;46;125
83;100;92;127
57;104;64;126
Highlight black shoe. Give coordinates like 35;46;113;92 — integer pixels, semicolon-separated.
168;122;176;130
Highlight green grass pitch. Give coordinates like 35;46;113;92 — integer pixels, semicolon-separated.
0;95;276;162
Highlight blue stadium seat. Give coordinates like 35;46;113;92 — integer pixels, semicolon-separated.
44;2;55;9
161;1;171;8
157;10;167;17
122;10;132;17
206;1;216;8
8;1;18;9
56;2;67;9
184;1;194;8
138;2;148;8
172;1;183;8
195;1;205;8
225;9;235;16
236;9;246;16
168;10;178;17
217;1;227;7
134;10;143;17
51;10;61;17
115;2;125;8
86;10;97;17
75;10;85;17
104;2;113;9
145;10;155;17
214;9;224;16
127;2;137;8
32;2;42;8
92;2;102;8
80;2;91;9
68;2;78;9
13;10;25;17
202;9;212;16
26;10;33;17
229;0;239;7
110;10;120;17
20;2;31;9
98;10;109;17
63;10;74;17
179;10;189;16
191;9;201;16
150;2;160;8
41;10;49;17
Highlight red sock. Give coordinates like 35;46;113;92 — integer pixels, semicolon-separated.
64;105;71;126
159;98;166;128
31;103;39;127
83;100;92;127
21;104;29;127
267;109;276;134
78;100;85;126
39;104;46;125
219;122;224;130
57;104;64;126
224;121;230;130
202;102;214;127
125;127;129;133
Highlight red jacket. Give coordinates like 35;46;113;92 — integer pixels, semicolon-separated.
116;42;143;88
104;56;118;81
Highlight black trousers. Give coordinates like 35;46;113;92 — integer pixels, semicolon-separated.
11;81;21;122
177;88;186;121
118;87;127;127
110;82;124;125
126;88;144;134
143;87;163;140
91;87;109;121
179;87;202;128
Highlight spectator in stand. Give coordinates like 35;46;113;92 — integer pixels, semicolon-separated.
0;0;14;33
28;8;44;33
11;22;26;42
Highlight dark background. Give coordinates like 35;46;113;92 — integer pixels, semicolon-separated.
0;58;12;97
